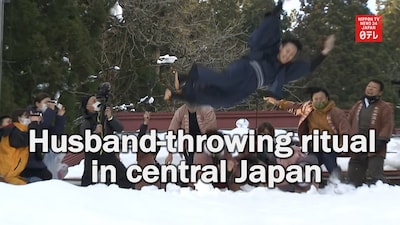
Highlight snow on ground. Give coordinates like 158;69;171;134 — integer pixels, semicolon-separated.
1;176;400;225
385;137;400;170
2;126;400;225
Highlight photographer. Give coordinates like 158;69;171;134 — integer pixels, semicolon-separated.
21;92;66;181
28;92;66;135
0;109;41;184
80;95;132;188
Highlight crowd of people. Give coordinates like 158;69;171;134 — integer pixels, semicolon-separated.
0;93;67;184
264;79;394;188
0;79;395;193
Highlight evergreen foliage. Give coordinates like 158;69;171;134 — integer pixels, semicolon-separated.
2;0;399;129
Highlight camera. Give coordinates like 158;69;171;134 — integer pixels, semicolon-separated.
97;82;112;102
49;100;63;110
30;112;42;117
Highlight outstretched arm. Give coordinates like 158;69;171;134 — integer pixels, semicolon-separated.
285;34;336;83
310;34;336;72
321;35;335;55
263;97;305;116
138;111;150;138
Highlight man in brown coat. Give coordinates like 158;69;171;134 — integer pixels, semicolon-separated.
347;79;394;187
165;104;217;167
264;87;352;178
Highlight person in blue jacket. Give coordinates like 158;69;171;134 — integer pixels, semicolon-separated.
164;0;335;108
21;92;66;182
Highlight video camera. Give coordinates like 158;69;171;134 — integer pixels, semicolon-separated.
94;82;112;125
96;82;112;103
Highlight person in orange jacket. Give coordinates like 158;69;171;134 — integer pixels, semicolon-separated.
0;109;41;185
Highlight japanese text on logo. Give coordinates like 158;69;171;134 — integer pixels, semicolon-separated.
355;15;382;42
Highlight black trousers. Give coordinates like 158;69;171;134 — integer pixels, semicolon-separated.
21;168;52;181
81;152;133;189
347;153;385;187
182;59;259;108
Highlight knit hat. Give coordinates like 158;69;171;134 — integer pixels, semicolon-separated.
81;95;95;113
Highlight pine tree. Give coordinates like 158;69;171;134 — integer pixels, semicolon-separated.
2;0;113;133
287;0;398;111
376;0;400;126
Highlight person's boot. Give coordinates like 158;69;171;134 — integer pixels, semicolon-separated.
328;167;343;185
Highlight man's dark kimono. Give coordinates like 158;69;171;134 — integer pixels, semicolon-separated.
178;1;326;108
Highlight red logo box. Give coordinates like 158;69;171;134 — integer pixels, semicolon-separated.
355;15;382;42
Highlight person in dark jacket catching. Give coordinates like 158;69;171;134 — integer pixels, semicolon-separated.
80;95;132;188
164;0;335;108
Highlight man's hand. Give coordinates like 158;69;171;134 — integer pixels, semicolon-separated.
94;124;103;134
57;105;66;116
143;111;150;125
321;34;335;55
48;102;56;110
105;106;113;120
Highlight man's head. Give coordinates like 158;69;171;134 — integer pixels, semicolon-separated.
278;39;302;64
365;79;384;97
34;92;51;113
307;87;330;110
0;115;12;128
81;95;101;114
11;109;30;126
257;122;275;137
